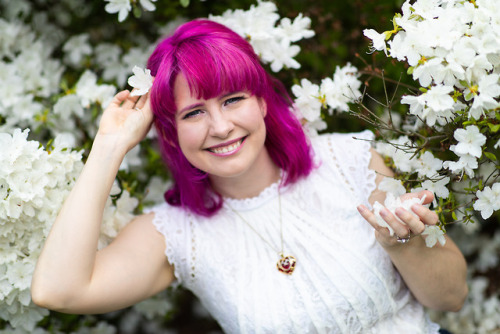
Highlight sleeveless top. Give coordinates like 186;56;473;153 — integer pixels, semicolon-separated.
148;131;440;334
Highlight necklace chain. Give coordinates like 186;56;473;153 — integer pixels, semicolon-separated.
227;190;296;274
228;191;284;256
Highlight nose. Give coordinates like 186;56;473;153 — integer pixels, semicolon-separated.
208;110;234;138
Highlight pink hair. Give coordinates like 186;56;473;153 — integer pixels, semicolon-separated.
147;19;313;216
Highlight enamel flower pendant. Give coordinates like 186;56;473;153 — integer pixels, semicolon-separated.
277;254;296;275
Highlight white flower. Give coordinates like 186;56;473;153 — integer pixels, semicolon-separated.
263;39;301;72
468;73;500;119
415;151;443;178
378;177;406;197
373;193;426;236
277;14;315;43
420;84;455;112
452;125;487;158
104;0;131;22
128;66;154;96
320;63;362;113
53;94;84;119
421;225;446;248
443;153;478;178
139;0;157;12
421;177;450;200
363;29;388;55
412;58;443;87
62;34;92;67
473;183;500;219
76;70;116;108
291;78;322;122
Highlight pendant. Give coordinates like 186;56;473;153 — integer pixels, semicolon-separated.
277;254;296;275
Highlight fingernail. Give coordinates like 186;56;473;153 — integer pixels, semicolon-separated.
357;205;365;213
380;209;388;217
395;208;404;216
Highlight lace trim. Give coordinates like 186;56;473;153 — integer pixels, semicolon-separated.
223;173;282;211
147;204;184;286
354;131;377;208
326;136;357;196
327;130;377;207
188;213;196;283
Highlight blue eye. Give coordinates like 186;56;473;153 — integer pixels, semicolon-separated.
183;109;203;119
224;96;244;106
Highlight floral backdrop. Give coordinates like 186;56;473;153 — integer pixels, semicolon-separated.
0;0;499;333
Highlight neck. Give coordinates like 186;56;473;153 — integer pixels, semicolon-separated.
209;149;281;199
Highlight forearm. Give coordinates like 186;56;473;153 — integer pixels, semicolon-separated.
385;235;468;311
32;135;127;306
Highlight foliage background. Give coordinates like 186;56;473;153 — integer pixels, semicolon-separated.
0;0;499;332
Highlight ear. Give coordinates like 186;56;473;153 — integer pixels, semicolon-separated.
258;97;267;117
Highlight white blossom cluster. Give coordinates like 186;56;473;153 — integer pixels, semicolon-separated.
364;0;500;221
372;182;446;248
376;138;451;201
0;130;82;331
209;1;315;72
0;130;141;331
291;63;363;135
0;19;64;134
104;0;158;22
365;0;500;122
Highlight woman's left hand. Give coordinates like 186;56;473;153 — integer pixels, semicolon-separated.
357;190;439;248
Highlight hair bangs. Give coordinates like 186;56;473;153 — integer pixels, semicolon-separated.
176;39;266;101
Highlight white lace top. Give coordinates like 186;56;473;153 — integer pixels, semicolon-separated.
149;131;440;334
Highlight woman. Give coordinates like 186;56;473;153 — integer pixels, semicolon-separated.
31;20;467;333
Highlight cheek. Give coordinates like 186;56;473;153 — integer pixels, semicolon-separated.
177;124;203;152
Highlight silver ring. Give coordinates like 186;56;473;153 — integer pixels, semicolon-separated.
396;230;411;244
134;107;141;111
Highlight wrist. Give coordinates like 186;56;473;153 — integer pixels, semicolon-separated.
92;134;130;157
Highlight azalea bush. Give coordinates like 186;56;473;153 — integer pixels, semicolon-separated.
1;0;499;333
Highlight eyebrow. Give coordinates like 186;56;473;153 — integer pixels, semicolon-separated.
177;91;243;114
179;102;204;114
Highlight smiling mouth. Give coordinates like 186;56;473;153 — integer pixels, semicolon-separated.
207;137;246;155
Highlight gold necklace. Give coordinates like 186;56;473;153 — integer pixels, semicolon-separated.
228;190;297;275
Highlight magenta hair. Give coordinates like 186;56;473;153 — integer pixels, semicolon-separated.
147;19;314;216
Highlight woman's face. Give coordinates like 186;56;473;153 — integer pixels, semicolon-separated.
174;74;268;179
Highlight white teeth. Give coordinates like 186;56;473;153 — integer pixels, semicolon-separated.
210;140;242;154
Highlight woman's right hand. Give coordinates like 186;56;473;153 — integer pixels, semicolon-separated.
96;90;154;153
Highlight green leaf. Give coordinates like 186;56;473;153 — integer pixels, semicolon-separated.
451;211;457;221
487;123;500;133
180;0;190;7
484;151;497;161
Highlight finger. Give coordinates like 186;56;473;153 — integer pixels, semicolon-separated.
357;205;394;236
121;89;141;109
395;207;425;235
400;190;434;204
411;204;439;226
379;208;410;238
133;92;150;110
108;90;130;109
357;205;384;231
